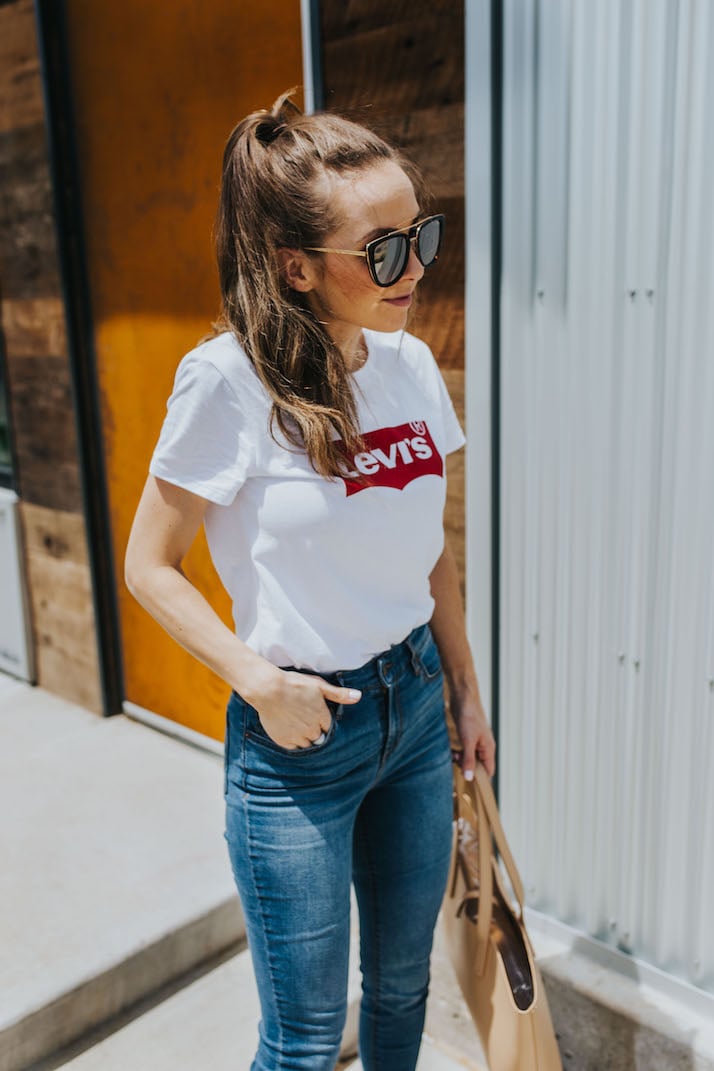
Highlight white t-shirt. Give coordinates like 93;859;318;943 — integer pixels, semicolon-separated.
149;328;465;672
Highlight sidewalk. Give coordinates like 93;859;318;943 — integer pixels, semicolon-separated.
5;672;714;1071
0;675;484;1071
0;674;242;1070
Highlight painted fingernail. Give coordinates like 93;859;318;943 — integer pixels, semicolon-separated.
464;769;474;782
348;689;362;700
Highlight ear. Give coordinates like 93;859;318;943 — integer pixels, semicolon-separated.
276;248;318;293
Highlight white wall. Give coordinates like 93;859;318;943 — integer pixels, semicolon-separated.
467;0;714;998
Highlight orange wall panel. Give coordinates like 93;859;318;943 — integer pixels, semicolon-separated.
65;2;304;737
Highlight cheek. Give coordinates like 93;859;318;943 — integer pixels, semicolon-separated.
328;261;378;304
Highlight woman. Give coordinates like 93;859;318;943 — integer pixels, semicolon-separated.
125;92;495;1071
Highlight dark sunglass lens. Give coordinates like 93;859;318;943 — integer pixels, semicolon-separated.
372;234;408;285
417;217;442;266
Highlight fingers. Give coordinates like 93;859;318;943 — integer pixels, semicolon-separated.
459;728;497;781
280;672;361;710
298;679;361;746
293;701;333;745
267;672;361;749
301;679;361;746
318;681;362;705
284;710;332;750
478;742;497;779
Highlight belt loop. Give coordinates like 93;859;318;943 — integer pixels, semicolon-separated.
378;656;395;688
404;626;422;676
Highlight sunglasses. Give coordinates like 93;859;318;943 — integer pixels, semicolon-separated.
306;213;445;288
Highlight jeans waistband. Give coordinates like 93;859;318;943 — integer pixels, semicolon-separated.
284;621;434;692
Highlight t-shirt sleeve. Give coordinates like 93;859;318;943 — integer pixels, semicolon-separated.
417;341;465;455
149;352;254;506
434;363;466;455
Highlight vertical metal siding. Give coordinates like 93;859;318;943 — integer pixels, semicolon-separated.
497;0;714;992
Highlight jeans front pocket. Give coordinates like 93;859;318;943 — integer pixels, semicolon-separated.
244;700;338;757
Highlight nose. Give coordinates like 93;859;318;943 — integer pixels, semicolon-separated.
402;238;425;283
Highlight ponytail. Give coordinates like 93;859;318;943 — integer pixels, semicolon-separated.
214;91;423;479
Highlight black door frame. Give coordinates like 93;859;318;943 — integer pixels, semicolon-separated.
34;0;124;715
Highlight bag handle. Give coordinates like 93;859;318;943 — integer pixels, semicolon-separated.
473;763;526;914
453;768;492;975
451;760;526;976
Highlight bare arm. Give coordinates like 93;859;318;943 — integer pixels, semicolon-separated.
124;475;361;748
428;536;496;778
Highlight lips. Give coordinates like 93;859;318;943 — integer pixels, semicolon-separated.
383;293;413;307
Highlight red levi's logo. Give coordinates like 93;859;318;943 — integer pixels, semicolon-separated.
336;421;443;497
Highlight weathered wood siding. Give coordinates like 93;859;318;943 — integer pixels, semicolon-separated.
320;0;467;592
0;0;102;710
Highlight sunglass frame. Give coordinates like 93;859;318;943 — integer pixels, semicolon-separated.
305;213;445;289
365;213;445;287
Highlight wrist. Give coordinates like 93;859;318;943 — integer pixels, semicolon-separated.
445;667;480;704
447;677;490;729
230;651;283;708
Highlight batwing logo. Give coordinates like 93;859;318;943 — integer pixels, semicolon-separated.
337;421;443;497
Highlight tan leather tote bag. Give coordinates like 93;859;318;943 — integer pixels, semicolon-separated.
442;761;562;1071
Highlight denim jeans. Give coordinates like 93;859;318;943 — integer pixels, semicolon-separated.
223;621;453;1071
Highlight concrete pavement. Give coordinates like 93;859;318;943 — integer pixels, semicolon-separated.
0;674;484;1071
0;674;242;1070
5;671;712;1070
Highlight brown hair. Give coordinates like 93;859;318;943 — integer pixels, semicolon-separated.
214;90;424;479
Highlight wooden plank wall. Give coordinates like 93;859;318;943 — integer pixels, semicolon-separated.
0;0;102;710
320;0;467;598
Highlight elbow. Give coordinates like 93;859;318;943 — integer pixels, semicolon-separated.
124;559;144;603
124;549;177;608
124;544;152;604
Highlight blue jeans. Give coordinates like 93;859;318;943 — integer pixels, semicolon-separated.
223;622;453;1071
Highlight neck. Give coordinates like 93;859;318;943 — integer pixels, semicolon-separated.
341;332;368;373
324;322;368;373
304;294;367;372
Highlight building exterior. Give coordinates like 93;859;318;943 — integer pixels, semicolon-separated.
1;0;712;1030
465;0;714;1008
0;0;466;739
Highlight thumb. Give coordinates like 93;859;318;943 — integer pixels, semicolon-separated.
318;680;362;705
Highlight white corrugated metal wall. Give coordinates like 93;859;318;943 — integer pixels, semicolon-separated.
493;0;714;994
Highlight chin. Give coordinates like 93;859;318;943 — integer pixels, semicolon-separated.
374;307;410;332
